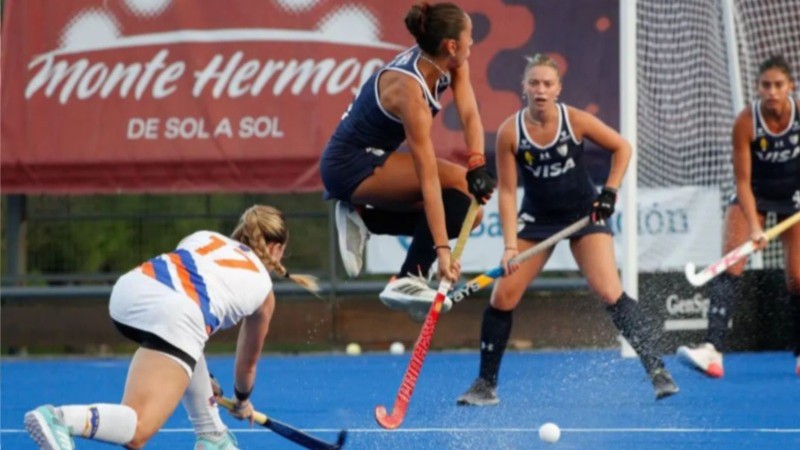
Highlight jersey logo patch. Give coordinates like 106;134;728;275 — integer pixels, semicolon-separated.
760;137;768;151
556;143;568;157
366;147;385;157
790;134;798;145
524;151;534;165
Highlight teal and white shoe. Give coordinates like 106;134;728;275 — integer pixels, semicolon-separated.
195;430;240;450
25;405;75;450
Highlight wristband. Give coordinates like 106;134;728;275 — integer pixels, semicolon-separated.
467;151;485;169
504;247;517;251
234;386;252;402
434;245;451;251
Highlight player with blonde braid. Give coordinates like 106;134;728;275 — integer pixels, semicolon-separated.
232;205;319;293
26;205;318;450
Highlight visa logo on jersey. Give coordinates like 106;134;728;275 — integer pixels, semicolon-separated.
755;146;800;163
523;157;576;178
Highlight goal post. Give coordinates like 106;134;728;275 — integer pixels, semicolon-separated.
619;0;638;358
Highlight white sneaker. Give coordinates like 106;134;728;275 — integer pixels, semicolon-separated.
335;201;369;278
25;405;75;450
676;342;724;378
195;430;240;450
379;276;452;321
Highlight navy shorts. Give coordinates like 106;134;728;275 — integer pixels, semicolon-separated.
320;139;393;202
729;194;800;216
517;206;612;242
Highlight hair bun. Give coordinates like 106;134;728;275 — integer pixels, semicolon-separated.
404;2;430;39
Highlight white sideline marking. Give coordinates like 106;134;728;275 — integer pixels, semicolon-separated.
3;427;800;434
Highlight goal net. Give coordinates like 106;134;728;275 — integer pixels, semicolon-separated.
636;0;800;270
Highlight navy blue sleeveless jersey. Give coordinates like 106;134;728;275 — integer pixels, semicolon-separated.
320;46;451;202
746;99;800;214
514;104;611;240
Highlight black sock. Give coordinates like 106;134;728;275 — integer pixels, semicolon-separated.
606;293;663;375
706;273;740;349
789;294;800;357
478;306;514;386
398;189;471;277
360;208;419;236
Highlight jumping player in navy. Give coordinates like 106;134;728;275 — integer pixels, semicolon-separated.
320;2;495;320
678;55;800;378
456;54;679;405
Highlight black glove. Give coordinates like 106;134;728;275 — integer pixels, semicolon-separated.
591;186;617;223
465;152;496;204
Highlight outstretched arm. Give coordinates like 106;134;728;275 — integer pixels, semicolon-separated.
232;290;275;420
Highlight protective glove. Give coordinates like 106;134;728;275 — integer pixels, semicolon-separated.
591;187;617;224
466;152;496;204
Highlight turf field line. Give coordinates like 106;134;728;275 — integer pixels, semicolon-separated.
3;427;800;434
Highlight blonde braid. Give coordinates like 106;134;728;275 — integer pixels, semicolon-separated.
232;205;320;295
261;253;320;295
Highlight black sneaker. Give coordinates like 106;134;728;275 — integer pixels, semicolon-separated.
651;368;679;400
456;378;499;406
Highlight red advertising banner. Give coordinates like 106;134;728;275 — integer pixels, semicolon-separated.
1;0;617;194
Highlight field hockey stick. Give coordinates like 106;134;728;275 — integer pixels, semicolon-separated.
685;210;800;287
374;198;480;429
216;397;347;450
449;216;592;303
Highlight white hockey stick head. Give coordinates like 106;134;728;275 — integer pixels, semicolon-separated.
684;262;708;287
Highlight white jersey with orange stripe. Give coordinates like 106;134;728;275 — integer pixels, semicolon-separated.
139;230;272;334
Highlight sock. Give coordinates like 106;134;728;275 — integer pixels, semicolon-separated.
59;404;137;445
181;355;227;436
789;293;800;356
398;189;471;277
478;306;514;386
706;273;740;349
606;293;664;375
360;207;419;236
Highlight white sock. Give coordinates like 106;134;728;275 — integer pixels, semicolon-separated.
59;404;137;445
181;354;227;436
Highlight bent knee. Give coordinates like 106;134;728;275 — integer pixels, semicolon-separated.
125;423;156;449
490;286;522;310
